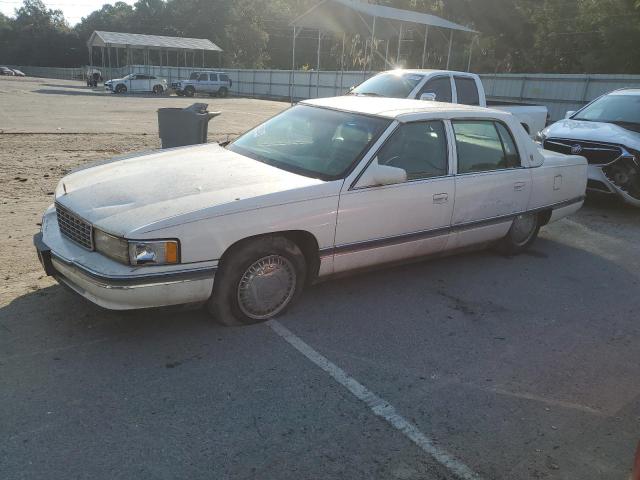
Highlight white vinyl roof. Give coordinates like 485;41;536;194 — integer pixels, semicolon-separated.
302;96;503;120
292;0;477;37
87;31;222;52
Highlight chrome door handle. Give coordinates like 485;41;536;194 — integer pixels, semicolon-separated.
433;193;449;204
514;182;526;191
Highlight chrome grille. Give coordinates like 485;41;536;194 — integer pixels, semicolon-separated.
543;139;623;165
55;203;93;250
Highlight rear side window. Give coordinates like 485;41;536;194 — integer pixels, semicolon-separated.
453;120;521;173
376;121;448;180
417;76;452;102
209;73;218;81
454;77;480;106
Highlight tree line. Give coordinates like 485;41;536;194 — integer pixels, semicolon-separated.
1;0;639;74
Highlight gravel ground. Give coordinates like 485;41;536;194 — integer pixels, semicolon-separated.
1;76;639;480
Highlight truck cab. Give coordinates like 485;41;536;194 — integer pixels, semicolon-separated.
350;69;548;137
172;71;232;97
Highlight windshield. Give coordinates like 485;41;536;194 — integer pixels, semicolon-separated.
573;93;640;129
350;72;424;98
229;105;390;180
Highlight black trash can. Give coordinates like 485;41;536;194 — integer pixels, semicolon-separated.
157;103;221;149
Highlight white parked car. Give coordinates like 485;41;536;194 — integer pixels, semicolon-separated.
538;88;640;207
350;69;549;137
105;73;167;94
34;97;587;325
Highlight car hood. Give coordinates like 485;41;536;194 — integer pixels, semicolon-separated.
545;119;640;150
54;143;325;237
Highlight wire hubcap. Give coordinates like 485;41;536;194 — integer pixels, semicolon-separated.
237;255;297;320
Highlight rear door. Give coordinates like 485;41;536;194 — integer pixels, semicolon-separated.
450;119;532;249
453;76;481;106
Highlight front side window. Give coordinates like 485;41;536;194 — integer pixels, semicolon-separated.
454;77;480;105
198;73;208;81
453;120;521;174
229;105;391;180
220;74;230;82
376;121;448;180
189;72;199;80
417;76;452;102
350;72;425;98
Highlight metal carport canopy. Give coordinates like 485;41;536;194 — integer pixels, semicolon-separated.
87;31;222;51
291;0;477;39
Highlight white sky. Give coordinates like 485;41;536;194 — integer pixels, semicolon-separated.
1;0;137;25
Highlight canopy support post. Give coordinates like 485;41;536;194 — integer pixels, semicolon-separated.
107;44;112;81
340;32;345;94
467;35;476;72
396;23;403;64
316;29;321;98
421;25;429;69
368;16;376;72
290;26;296;105
202;49;205;67
384;40;389;68
446;30;453;69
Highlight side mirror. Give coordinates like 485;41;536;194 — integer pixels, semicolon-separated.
356;158;407;188
348;85;356;92
420;92;437;101
565;110;575;119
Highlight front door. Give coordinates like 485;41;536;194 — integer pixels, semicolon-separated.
334;120;455;273
450;119;532;249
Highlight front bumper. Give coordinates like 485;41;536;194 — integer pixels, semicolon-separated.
34;209;216;310
587;164;640;207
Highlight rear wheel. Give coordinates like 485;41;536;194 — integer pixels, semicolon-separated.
497;213;540;254
115;84;127;94
218;87;228;98
207;236;307;326
184;86;195;97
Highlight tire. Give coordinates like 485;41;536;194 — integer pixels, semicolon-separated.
218;87;228;98
152;84;163;95
176;91;184;97
184;86;195;97
497;213;540;255
207;236;307;326
115;84;127;94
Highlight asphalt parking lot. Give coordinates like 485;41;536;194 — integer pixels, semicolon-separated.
1;77;639;480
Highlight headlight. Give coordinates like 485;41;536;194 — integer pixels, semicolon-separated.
129;240;179;266
535;128;549;144
94;229;129;263
94;230;179;266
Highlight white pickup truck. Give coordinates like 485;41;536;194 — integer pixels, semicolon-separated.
350;69;548;137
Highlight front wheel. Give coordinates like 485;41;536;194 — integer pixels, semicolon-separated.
497;213;540;254
152;84;163;95
207;236;307;326
184;86;195;97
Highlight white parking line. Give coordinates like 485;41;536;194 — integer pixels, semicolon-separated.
268;320;483;480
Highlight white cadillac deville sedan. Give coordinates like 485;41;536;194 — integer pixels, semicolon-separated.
35;97;588;325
